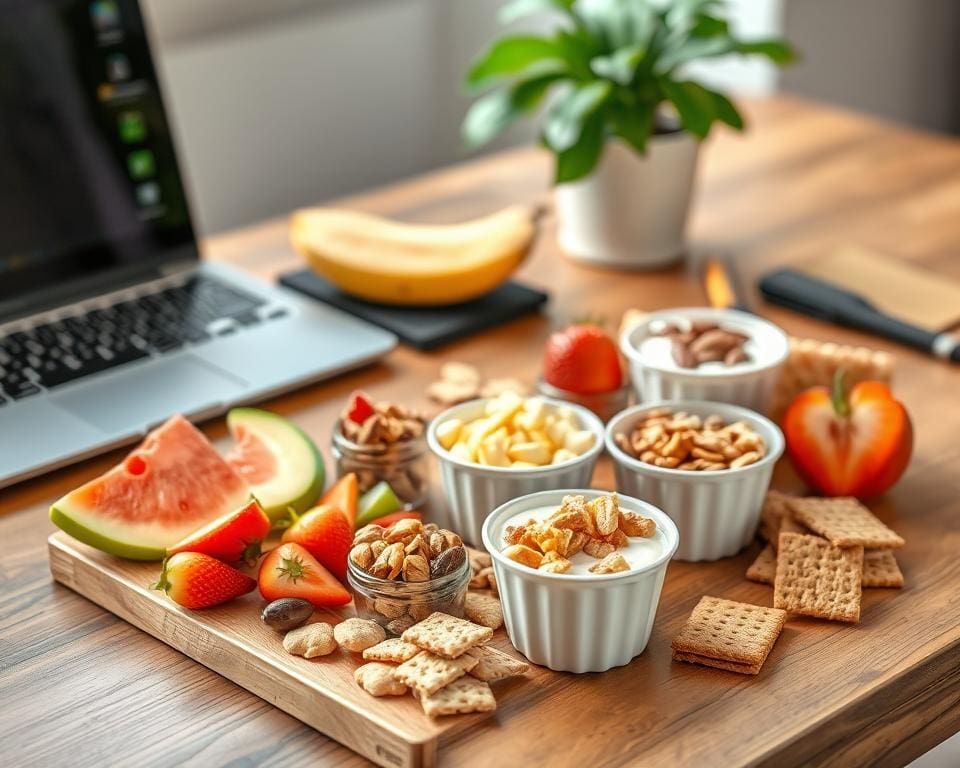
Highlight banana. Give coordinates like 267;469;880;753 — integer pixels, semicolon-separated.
289;205;538;306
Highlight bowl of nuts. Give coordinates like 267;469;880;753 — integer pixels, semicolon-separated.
605;401;784;562
427;392;605;548
347;517;470;634
620;308;789;412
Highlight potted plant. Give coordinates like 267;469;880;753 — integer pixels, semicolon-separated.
462;0;796;268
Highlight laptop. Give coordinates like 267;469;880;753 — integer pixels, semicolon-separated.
0;0;397;488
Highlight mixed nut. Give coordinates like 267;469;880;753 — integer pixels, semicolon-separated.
652;319;751;369
614;408;767;471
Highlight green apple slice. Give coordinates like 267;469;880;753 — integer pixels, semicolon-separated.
355;481;404;527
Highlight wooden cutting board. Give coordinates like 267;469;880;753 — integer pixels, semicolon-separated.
47;532;523;768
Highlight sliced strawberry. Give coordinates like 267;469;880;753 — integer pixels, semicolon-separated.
321;473;358;528
281;504;353;583
167;498;271;566
259;542;351;608
345;391;376;425
543;324;623;394
154;552;256;610
371;510;422;527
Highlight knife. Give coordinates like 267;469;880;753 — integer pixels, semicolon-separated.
759;267;960;363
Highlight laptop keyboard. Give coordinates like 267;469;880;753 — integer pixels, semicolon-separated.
0;275;288;404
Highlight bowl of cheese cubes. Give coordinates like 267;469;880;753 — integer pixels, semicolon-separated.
427;391;605;547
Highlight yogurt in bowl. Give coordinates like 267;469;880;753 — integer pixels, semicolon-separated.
482;489;679;673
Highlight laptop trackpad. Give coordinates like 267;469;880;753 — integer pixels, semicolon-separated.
52;354;247;434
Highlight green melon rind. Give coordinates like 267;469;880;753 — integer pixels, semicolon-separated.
49;505;167;561
226;407;325;522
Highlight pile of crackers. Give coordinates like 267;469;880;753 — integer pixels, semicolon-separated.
672;491;905;676
354;612;528;717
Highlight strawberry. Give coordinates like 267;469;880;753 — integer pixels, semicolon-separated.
345;391;375;425
259;542;351;608
543;324;623;394
167;498;271;566
281;504;353;582
320;472;358;528
153;552;256;609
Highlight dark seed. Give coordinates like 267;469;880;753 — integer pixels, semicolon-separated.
430;545;466;579
261;598;314;631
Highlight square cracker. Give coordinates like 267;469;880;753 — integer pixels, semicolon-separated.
465;645;530;682
862;549;904;588
419;677;497;717
402;612;493;658
770;515;814;551
671;596;786;675
393;650;478;696
759;490;793;543
745;545;777;585
362;637;421;663
787;496;904;549
774;533;864;622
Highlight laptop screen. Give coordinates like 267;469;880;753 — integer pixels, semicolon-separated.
0;0;196;305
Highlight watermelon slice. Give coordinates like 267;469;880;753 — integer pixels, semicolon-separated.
225;408;325;522
50;415;250;561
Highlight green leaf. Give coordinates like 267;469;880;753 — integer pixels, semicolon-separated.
590;45;645;85
499;0;575;24
543;81;612;152
656;36;736;72
690;13;728;37
554;112;605;183
461;73;568;148
554;27;600;80
466;36;563;90
608;101;654;154
706;88;744;130
734;39;796;65
574;0;657;49
659;78;715;139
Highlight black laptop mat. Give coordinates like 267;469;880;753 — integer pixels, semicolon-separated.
278;269;549;350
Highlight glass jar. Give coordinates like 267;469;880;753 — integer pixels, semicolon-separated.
331;419;430;509
348;554;470;635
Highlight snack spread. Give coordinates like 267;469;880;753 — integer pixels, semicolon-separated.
647;318;752;369
436;391;596;469
334;391;428;505
614;407;767;471
500;493;661;575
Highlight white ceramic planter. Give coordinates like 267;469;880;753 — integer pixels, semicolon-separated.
555;134;699;268
482;489;679;673
606;401;784;562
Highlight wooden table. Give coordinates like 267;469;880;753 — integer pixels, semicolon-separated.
3;96;960;767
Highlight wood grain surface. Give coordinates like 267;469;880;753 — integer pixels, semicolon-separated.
3;96;960;768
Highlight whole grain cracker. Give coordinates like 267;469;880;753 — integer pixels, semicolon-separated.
770;515;815;551
787;496;904;549
862;549;904;588
465;645;530;682
745;545;778;585
402;612;493;658
393;650;479;696
773;532;864;622
671;596;787;675
759;490;793;543
334;618;386;652
362;637;421;663
282;622;337;658
419;677;497;718
464;592;503;630
355;662;408;697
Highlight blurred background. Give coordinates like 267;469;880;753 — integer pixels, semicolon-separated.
143;0;960;235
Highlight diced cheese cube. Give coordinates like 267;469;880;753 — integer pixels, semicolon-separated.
546;418;571;448
436;419;462;450
552;448;578;465
510;461;538;469
508;429;529;446
449;443;474;462
564;430;596;456
528;428;552;448
507;441;552;466
486;426;509;445
478;439;510;467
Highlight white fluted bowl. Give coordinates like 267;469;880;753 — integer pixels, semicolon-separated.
482;489;678;673
620;307;789;413
605;401;784;562
427;398;604;548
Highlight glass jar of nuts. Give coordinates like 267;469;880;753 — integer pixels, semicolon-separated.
347;518;470;635
332;394;429;509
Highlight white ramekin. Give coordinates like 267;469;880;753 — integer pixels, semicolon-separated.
620;307;789;413
605;401;784;562
427;398;605;548
481;489;679;673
